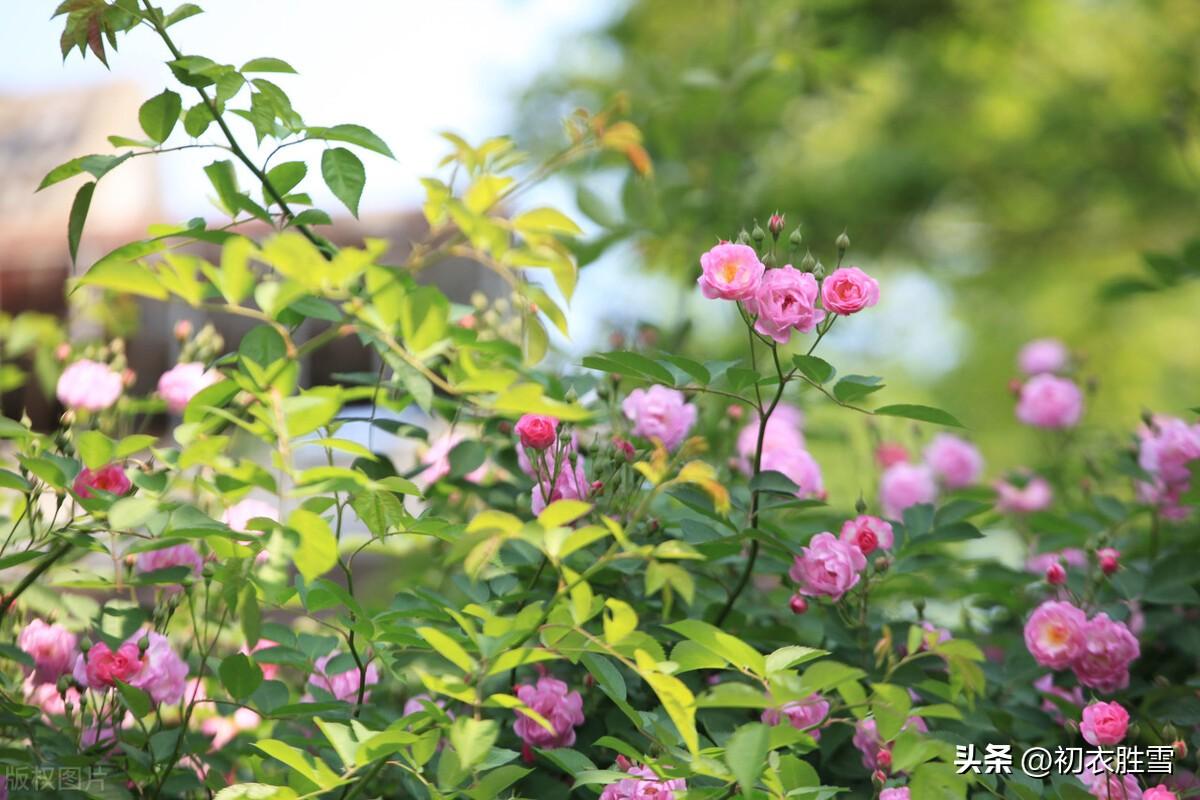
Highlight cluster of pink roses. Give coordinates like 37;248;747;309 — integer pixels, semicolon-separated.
789;515;894;601
734;403;824;499
512;674;585;760
1135;414;1200;519
598;756;687;800
698;242;879;345
1024;600;1140;693
67;628;189;704
56;357;219;415
512;416;592;514
1013;338;1083;429
878;434;983;518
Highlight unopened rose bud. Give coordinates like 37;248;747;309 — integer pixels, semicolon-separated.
726;405;744;420
123;554;137;568
608;331;626;349
583;673;595;688
789;595;808;615
872;769;888;785
789;227;803;248
55;343;72;361
57;675;71;695
800;251;816;272
874;556;890;573
1008;378;1024;396
1097;548;1120;576
1174;739;1188;759
1045;562;1066;585
736;229;751;245
876;749;892;770
836;230;850;253
79;637;92;654
637;326;658;347
201;564;215;582
498;421;512;435
812;261;826;280
138;634;151;655
459;314;477;329
173;319;193;341
1064;719;1079;734
122;368;137;388
590;480;604;496
855;496;868;514
751;222;766;245
768;213;785;239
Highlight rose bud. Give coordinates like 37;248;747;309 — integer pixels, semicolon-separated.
1045;562;1067;586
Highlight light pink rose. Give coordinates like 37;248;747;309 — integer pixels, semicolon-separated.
820;266;879;315
851;716;927;770
1033;674;1084;724
761;693;829;738
996;474;1053;513
1082;769;1142;800
515;414;559;451
18;619;78;685
513;675;585;750
201;707;261;750
1026;548;1087;575
698;243;765;301
743;265;824;344
1018;338;1069;375
762;448;825;499
23;674;80;716
221;498;280;533
531;458;590;515
1023;600;1087;669
622;385;697;451
736;403;805;474
305;651;380;703
1080;700;1129;745
417;430;488;487
1072;613;1139;694
880;790;911;800
923;434;984;489
157;362;220;414
72;464;133;499
789;532;866;600
74;641;143;690
1143;786;1179;800
1016;374;1083;429
839;515;893;555
127;631;188;704
57;359;122;412
135;543;204;581
599;757;687;800
1136;415;1200;519
880;462;937;518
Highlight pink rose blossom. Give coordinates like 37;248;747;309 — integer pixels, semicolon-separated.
157;362;220;414
622;385;697;451
1026;548;1087;575
1072;613;1139;694
923;434;984;489
761;448;825;500
513;675;585;750
1080;700;1129;746
1018;338;1070;375
1082;769;1142;800
531;457;590;515
201;707;261;750
876;442;909;468
789;532;866;600
1136;415;1200;518
403;693;454;719
736;403;805;474
743;265;824;344
23;674;80;716
839;515;894;555
57;359;122;412
222;498;280;533
852;716;927;770
1143;786;1178;800
128;631;188;704
72;464;133;499
242;639;281;681
417;430;488;487
820;266;879;315
1034;674;1084;724
515;414;559;451
74;641;143;690
879;462;937;519
1016;374;1083;429
761;693;829;738
1023;600;1087;669
18;619;78;685
599;757;687;800
996;474;1053;513
698;243;765;301
135;543;204;580
880;790;911;800
305;652;380;703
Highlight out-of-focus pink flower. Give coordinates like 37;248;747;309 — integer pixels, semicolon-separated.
880;789;911;800
698;243;765;301
201;707;261;750
880;462;937;519
1033;674;1084;724
875;442;909;468
622;385;697;451
74;641;143;691
1018;338;1070;375
736;404;805;474
923;434;984;489
513;675;585;750
789;532;866;600
1072;614;1139;694
157;362;220;414
1082;768;1142;800
241;640;280;681
57;359;122;412
72;464;132;499
515;414;559;451
995;474;1053;513
135;543;204;580
820;266;879;316
403;693;454;719
417;430;488;487
222;498;280;533
531;457;590;515
22;674;80;716
128;631;189;704
1026;548;1087;575
743;265;824;344
1098;548;1120;576
1016;374;1083;429
839;515;894;555
305;652;380;704
1143;786;1179;800
852;717;927;770
761;448;825;500
18;619;78;685
761;693;829;738
1024;600;1087;669
1080;700;1129;746
1136;415;1200;519
599;757;687;800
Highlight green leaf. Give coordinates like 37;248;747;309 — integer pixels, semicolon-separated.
183;102;215;137
321;147;365;217
874;404;964;428
108;496;158;529
582;350;675;385
792;354;836;384
78;259;167;300
220;653;264;700
204;160;241;215
138;89;183;143
725;722;770;795
265;161;307;197
287;509;338;582
636;654;700;755
76;429;115;469
602;598;638;646
37;156;86;190
666;620;765;676
870;683;912;740
307;124;394;158
832;374;884;403
513;207;583;237
242;57;297;73
465;766;531;800
67;181;95;265
538;499;592;528
214;784;299;800
416;627;477;673
115;679;154;718
253;739;342;790
449;717;498;770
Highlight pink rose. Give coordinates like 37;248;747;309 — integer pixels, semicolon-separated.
135;543;204;581
242;639;281;681
839;515;894;555
1034;674;1084;724
761;693;829;737
515;414;559;451
923;434;984;489
876;442;909;468
72;463;133;499
1072;613;1139;694
201;707;261;750
622;385;697;451
513;675;585;750
403;693;454;719
23;674;80;716
531;456;590;515
851;716;927;770
698;243;765;301
75;641;143;690
18;619;78;685
1016;374;1083;429
157;362;220;414
599;757;687;800
1143;786;1178;800
57;359;122;412
880;790;911;800
1136;415;1200;518
1083;770;1142;800
743;265;824;344
1023;600;1086;669
417;430;487;487
305;652;380;703
1018;338;1070;375
1026;548;1087;575
996;474;1053;513
820;266;879;315
761;448;825;500
736;403;805;474
789;532;866;600
221;498;280;533
1080;700;1129;746
128;631;188;704
879;462;937;519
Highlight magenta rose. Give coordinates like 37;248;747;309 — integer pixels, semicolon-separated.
923;433;984;489
1023;600;1086;669
1143;786;1178;800
1082;770;1142;800
743;265;824;344
789;532;866;600
599;757;687;800
1018;338;1069;375
820;266;879;315
1071;613;1139;693
57;359;122;412
18;619;78;685
995;473;1053;513
531;458;590;515
698;242;765;301
1016;374;1083;429
513;675;585;750
879;462;937;519
72;463;133;499
622;385;697;451
839;515;893;555
1080;700;1129;746
880;790;911;800
515;414;559;451
305;651;380;703
74;641;143;690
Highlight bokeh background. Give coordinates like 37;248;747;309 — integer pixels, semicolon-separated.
3;0;1199;497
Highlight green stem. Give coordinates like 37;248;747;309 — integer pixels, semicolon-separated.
0;540;73;622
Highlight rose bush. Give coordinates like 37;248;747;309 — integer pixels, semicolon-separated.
0;4;1198;800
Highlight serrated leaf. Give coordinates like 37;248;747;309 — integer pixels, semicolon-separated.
321;147;365;217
